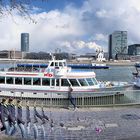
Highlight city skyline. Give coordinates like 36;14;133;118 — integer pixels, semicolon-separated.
0;0;139;54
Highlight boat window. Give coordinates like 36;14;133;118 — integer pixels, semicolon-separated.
42;78;50;86
51;78;55;86
50;62;54;66
59;62;63;67
15;77;22;85
24;77;32;85
64;62;66;66
55;62;58;67
56;79;59;86
33;78;41;85
6;77;13;84
69;79;79;86
61;79;70;86
78;79;88;86
86;78;94;86
92;78;98;85
0;77;5;84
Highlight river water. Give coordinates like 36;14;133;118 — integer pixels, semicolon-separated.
73;65;135;83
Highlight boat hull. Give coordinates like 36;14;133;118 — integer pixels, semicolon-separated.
0;83;132;99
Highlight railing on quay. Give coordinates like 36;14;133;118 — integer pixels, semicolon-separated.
0;89;140;107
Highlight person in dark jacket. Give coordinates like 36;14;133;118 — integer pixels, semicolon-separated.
26;101;31;139
68;85;76;110
16;99;26;138
41;105;49;121
0;100;5;131
0;98;10;135
7;98;17;136
33;101;45;140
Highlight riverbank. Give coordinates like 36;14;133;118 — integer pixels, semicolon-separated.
0;58;136;66
68;60;136;66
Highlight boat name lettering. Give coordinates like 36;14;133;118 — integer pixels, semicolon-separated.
44;73;53;77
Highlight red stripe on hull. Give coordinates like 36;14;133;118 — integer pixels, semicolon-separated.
6;73;38;76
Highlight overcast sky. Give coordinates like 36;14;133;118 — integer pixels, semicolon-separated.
0;0;140;54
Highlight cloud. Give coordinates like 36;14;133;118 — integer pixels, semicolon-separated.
0;0;140;54
57;40;102;54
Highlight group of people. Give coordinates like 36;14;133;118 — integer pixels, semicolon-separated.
0;98;50;139
0;98;26;138
0;85;76;139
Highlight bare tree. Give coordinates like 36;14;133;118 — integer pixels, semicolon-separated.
0;0;47;23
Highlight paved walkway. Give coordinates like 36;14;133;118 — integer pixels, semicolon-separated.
1;107;140;140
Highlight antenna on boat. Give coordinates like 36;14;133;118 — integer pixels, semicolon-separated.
50;53;55;60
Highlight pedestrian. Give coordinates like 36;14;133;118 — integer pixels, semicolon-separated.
26;101;31;139
41;105;49;121
16;99;26;138
7;98;17;136
33;101;45;140
68;85;76;110
0;98;10;135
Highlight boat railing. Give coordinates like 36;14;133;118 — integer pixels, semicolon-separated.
0;88;139;107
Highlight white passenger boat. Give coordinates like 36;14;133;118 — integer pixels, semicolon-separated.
0;57;131;99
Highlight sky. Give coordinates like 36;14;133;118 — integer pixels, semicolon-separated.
0;0;140;54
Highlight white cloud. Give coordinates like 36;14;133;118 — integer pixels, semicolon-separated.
0;0;140;54
57;40;102;54
96;10;109;18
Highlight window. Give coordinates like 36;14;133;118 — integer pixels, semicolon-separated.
51;79;55;86
0;77;5;84
6;77;13;84
64;62;66;66
59;62;63;66
78;79;88;86
24;77;32;85
50;62;54;66
61;79;69;86
92;78;98;85
86;78;94;86
33;78;41;85
56;79;59;86
42;78;50;86
15;77;22;85
55;62;58;67
69;79;79;86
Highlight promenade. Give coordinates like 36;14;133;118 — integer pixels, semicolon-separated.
1;106;140;140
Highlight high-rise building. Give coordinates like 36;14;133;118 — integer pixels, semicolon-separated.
108;31;127;60
128;44;140;55
21;33;29;52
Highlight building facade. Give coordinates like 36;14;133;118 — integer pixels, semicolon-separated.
128;44;140;55
21;33;29;52
108;31;127;60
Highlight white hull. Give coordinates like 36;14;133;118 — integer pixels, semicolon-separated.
0;82;132;99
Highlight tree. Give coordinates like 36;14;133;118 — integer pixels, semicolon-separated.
0;0;47;23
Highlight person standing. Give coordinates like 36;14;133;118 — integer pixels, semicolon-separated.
68;85;76;110
7;98;17;136
33;101;45;140
16;99;26;138
26;101;31;139
0;98;10;135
